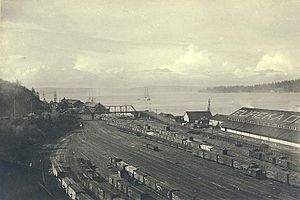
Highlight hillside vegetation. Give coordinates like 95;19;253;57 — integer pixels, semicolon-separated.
199;79;300;93
0;79;47;117
0;79;79;162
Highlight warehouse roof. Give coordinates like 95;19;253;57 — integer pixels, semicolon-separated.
222;120;300;143
229;107;300;131
220;107;300;143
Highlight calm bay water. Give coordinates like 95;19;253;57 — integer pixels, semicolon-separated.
39;88;300;116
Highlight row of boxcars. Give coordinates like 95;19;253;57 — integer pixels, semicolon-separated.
110;157;181;200
51;162;91;200
51;158;125;200
104;119;300;187
249;149;300;172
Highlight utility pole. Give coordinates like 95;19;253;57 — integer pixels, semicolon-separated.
30;96;33;113
207;98;211;112
54;90;57;103
13;95;16;117
42;91;46;101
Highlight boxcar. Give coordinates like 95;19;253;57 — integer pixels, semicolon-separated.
75;192;91;200
127;185;149;200
275;171;289;184
144;175;157;190
97;182;121;200
288;174;300;187
218;154;233;167
125;165;138;177
133;169;148;184
205;151;218;162
155;182;176;199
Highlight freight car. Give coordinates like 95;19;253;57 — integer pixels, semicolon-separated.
75;192;91;200
155;182;178;200
133;169;148;184
91;181;121;200
239;165;265;180
61;177;84;200
125;165;138;178
127;185;150;200
217;154;234;167
204;151;218;162
142;142;159;151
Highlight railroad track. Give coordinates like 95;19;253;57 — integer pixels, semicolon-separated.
55;120;300;199
79;121;298;200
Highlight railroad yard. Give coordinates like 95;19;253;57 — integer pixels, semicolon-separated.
49;113;300;200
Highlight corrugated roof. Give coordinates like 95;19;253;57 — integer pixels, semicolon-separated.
222;120;300;143
229;107;300;130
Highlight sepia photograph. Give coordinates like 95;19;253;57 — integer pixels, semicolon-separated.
1;0;300;199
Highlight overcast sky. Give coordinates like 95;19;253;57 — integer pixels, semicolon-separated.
1;0;300;88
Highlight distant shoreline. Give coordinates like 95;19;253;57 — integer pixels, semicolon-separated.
198;79;300;93
198;91;300;93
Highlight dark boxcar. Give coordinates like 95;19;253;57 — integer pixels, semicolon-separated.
275;171;289;184
289;162;300;172
76;192;91;200
205;151;218;162
98;182;120;200
127;186;149;200
191;147;199;156
116;180;130;194
289;174;300;187
218;154;233;167
242;167;265;180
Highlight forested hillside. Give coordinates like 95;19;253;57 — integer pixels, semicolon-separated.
199;79;300;93
0;79;79;162
0;79;47;117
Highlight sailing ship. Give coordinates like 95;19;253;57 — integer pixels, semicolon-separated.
144;87;151;101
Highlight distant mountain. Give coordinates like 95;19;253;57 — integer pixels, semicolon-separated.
199;79;300;93
0;79;47;117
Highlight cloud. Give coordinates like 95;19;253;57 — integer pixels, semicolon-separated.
1;1;300;88
0;21;48;32
73;52;125;74
0;54;47;81
255;52;296;75
160;44;241;79
163;45;212;75
175;45;211;67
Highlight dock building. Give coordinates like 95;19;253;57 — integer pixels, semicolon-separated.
210;107;300;148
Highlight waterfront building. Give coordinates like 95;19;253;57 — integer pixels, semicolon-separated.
211;107;300;148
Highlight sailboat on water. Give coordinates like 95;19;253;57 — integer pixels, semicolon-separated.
144;87;151;101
